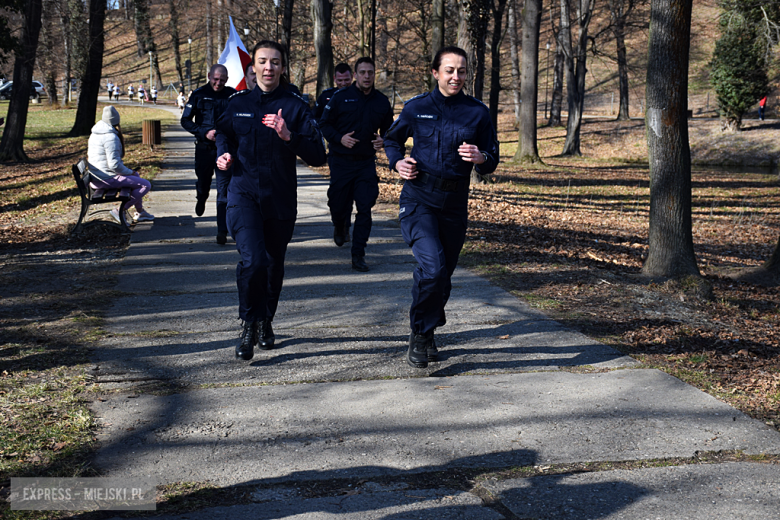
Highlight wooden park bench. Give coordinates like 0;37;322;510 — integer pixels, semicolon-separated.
71;158;131;234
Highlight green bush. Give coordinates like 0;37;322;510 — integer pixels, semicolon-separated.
710;10;769;131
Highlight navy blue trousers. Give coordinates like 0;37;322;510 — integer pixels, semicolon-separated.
195;144;230;235
227;199;295;322
399;201;467;335
327;155;379;257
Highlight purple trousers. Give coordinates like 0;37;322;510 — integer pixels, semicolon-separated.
91;173;151;211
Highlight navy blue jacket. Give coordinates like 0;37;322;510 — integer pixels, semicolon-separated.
181;84;236;143
215;86;326;220
384;88;499;209
319;84;394;158
314;87;339;120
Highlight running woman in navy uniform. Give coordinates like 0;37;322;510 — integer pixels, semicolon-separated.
384;46;499;368
216;41;326;361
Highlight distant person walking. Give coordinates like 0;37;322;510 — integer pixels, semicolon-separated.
150;86;158;105
177;90;186;113
384;46;499;369
114;85;121;101
759;96;767;121
127;84;135;102
88;106;154;223
138;84;146;105
107;81;114;100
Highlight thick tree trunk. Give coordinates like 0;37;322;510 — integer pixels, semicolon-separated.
69;0;106;137
549;48;564;126
133;0;147;57
488;0;508;130
0;0;43;162
169;0;184;87
430;0;444;90
762;236;780;273
514;0;542;164
642;0;699;279
508;0;521;128
312;0;333;98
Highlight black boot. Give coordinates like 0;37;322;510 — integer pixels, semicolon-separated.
427;333;439;362
236;321;258;360
333;224;345;247
407;332;432;368
342;220;351;243
259;318;275;350
352;255;369;272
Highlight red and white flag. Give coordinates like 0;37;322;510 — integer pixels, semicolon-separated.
218;16;252;91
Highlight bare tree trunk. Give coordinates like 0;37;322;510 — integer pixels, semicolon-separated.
282;0;294;67
643;0;699;279
488;0;508;129
206;0;213;68
457;0;475;95
59;0;72;106
561;0;593;156
169;0;184;87
69;0;106;137
0;0;43;162
133;0;147;57
216;0;223;51
610;0;631;120
430;0;444;90
377;2;388;80
473;0;490;101
508;0;521;128
514;0;542;163
549;47;564;125
312;0;333;98
39;0;59;106
357;0;368;57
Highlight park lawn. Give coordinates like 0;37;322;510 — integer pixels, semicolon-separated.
0;102;173;514
0;102;176;243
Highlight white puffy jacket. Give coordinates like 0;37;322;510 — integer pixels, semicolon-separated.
87;120;134;177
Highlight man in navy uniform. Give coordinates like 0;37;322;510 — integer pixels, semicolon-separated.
181;64;236;245
319;57;394;272
384;46;499;368
216;41;326;361
314;63;353;120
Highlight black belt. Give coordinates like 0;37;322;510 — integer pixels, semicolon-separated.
331;152;375;162
416;171;469;193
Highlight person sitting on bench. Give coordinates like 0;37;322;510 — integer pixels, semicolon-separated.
87;106;154;223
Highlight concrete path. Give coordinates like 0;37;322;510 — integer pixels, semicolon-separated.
91;119;780;519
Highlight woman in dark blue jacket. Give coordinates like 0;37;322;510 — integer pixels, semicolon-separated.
384;45;499;369
216;40;326;361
